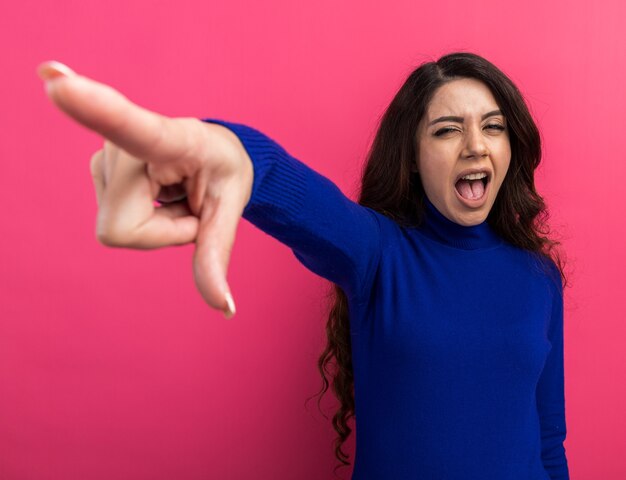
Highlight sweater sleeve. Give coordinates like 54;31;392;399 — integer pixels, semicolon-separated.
536;264;570;480
200;117;381;301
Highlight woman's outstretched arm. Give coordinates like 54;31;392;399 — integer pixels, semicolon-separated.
37;61;381;318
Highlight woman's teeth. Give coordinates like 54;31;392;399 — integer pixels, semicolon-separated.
460;172;488;180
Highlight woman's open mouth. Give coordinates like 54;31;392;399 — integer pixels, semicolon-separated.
454;172;491;207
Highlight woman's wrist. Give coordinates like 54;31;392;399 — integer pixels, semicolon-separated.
199;120;254;211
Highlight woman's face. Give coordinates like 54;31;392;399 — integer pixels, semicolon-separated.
415;77;511;226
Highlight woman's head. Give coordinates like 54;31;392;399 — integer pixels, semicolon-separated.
312;52;568;476
415;77;511;226
359;51;543;233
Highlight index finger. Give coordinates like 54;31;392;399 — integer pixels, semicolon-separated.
37;61;193;162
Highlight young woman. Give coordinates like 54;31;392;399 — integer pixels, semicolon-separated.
38;51;570;479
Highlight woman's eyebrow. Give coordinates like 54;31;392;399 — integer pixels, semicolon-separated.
428;109;503;126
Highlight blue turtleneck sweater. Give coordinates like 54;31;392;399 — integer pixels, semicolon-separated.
201;118;570;479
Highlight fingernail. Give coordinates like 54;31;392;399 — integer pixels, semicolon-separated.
37;60;77;81
223;291;236;319
37;60;77;82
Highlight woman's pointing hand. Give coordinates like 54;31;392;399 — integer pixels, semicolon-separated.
37;61;253;319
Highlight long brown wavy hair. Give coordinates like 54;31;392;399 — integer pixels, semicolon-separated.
307;51;569;476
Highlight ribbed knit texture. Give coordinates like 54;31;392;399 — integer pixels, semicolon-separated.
201;118;570;479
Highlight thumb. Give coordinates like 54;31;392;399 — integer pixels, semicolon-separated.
192;183;243;319
37;60;197;163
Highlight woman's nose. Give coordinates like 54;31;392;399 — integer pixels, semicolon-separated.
462;127;489;159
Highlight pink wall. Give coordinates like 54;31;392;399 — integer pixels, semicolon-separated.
1;0;625;478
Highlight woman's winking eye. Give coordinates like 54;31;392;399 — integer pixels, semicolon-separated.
434;124;506;137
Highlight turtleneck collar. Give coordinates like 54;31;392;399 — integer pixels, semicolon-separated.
414;196;503;250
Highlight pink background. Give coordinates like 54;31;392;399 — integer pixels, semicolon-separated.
1;0;625;478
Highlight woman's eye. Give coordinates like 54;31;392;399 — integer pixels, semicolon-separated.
434;128;457;136
434;124;505;137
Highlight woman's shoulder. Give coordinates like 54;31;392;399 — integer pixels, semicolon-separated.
518;248;563;295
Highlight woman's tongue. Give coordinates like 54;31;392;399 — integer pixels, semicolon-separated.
455;179;485;200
